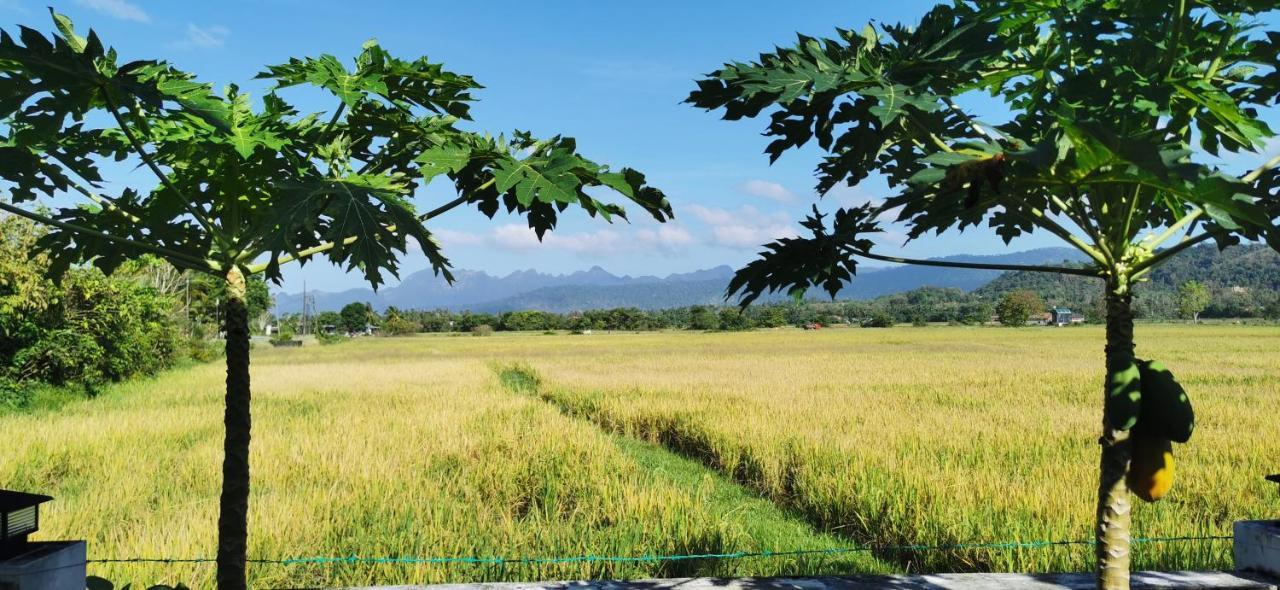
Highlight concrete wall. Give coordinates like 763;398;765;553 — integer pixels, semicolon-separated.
1237;520;1280;580
0;541;86;590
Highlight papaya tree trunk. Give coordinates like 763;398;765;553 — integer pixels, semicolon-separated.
217;267;252;590
1096;286;1134;590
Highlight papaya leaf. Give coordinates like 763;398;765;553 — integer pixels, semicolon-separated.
414;143;472;181
691;0;1280;307
727;205;880;306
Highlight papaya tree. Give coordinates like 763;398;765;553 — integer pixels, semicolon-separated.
0;11;670;589
687;2;1277;588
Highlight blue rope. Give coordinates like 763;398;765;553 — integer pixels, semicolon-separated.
85;535;1233;567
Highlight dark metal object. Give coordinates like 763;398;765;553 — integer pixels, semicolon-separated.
0;490;52;557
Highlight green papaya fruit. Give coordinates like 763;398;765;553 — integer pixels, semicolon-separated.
1104;353;1142;431
1135;359;1194;443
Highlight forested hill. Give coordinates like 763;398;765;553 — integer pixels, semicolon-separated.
275;244;1276;316
277;247;1083;313
974;244;1280;318
1142;244;1280;291
270;243;1280;322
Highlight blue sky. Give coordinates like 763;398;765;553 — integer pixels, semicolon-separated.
4;1;1278;293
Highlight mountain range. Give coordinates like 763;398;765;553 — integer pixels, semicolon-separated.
273;247;1088;314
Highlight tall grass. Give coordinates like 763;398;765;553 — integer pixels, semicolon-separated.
2;326;1274;586
522;325;1280;573
1;336;889;588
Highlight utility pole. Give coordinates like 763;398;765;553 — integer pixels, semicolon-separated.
302;279;309;336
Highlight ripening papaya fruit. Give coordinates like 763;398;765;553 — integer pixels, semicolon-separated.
1135;359;1195;443
1127;435;1175;502
1104;353;1142;431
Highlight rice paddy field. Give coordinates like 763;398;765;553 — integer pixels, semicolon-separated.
2;325;1278;588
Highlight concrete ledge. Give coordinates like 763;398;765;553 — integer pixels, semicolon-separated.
1237;521;1280;579
346;571;1278;590
0;541;86;590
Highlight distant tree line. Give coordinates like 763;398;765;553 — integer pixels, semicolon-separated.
279;266;1280;338
278;287;999;335
977;245;1280;321
279;303;794;335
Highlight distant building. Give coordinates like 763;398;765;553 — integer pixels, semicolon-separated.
1049;307;1085;326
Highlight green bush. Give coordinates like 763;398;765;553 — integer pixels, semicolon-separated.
0;377;28;411
2;217;185;391
688;306;719;330
381;315;419;336
11;329;104;385
185;337;225;362
317;332;344;345
718;308;752;331
270;324;296;345
861;311;896;328
4;270;180;385
996;290;1046;327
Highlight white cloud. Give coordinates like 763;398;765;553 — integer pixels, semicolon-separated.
173;23;230;50
685;204;796;249
74;0;148;22
432;228;484;247
738;179;798;203
430;223;695;256
489;224;543;250
684;204;738;226
490;224;625;254
551;230;626;253
825;184;877;208
635;225;696;248
877;229;909;246
825;184;903;223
